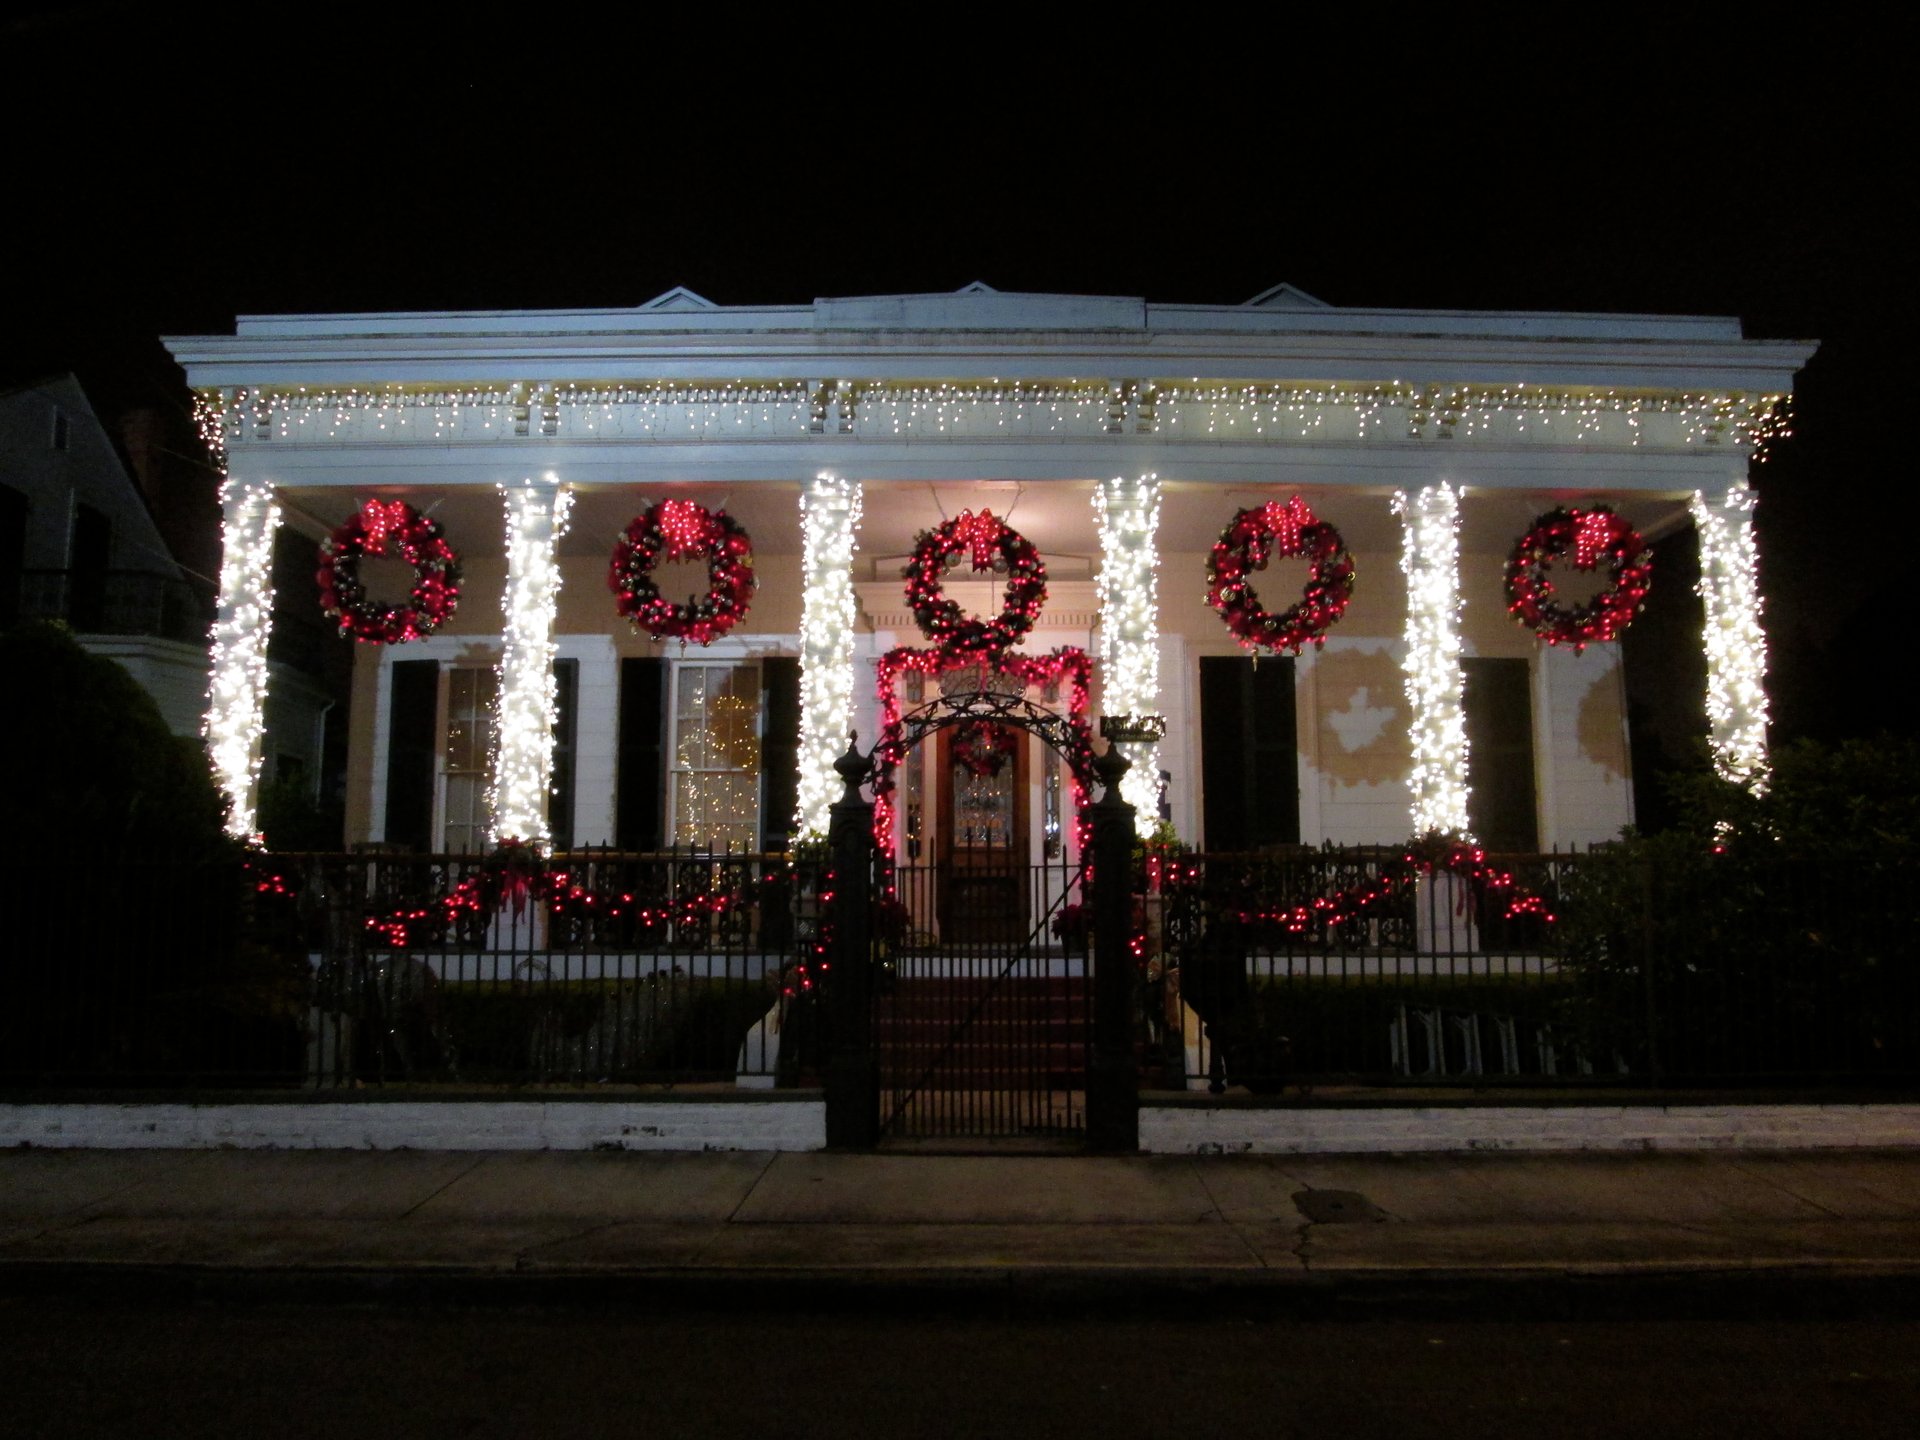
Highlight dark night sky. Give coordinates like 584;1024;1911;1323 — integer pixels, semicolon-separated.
4;12;1906;743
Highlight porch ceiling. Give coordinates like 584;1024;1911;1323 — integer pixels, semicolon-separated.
272;481;1696;563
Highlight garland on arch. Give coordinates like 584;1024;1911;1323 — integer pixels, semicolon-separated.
1504;504;1652;649
317;498;461;644
902;509;1047;657
871;647;1095;858
609;499;756;644
1205;497;1354;655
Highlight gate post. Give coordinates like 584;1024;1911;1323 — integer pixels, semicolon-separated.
1088;745;1140;1152
825;738;879;1149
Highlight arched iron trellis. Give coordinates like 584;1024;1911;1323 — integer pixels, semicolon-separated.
875;690;1093;785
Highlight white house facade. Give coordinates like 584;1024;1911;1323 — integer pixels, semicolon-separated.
164;284;1812;870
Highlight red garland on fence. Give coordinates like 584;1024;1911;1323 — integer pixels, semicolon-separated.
870;647;1096;857
1154;833;1555;937
363;841;759;950
1504;505;1652;649
1205;497;1355;656
903;509;1047;657
317;498;461;644
609;499;756;644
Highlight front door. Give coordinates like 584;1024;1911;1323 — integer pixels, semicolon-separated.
935;720;1029;944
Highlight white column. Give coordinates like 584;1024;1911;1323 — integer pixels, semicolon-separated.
490;474;573;846
205;477;282;840
1093;473;1163;835
795;472;863;842
1691;482;1771;794
1393;483;1472;838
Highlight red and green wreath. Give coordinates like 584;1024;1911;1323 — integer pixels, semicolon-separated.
1504;505;1651;648
1205;497;1354;655
609;499;756;645
317;498;461;644
903;509;1047;658
952;719;1018;778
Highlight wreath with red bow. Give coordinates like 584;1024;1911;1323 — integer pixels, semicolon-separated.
317;498;461;644
903;509;1047;658
1205;497;1354;655
952;719;1018;778
1504;505;1651;648
609;499;756;644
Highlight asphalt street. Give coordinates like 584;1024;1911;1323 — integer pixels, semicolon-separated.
5;1298;1917;1440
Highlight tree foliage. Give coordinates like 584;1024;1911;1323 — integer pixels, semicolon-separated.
0;620;229;858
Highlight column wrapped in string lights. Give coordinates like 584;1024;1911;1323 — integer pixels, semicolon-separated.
1393;483;1473;837
794;472;863;841
489;474;574;847
1691;482;1771;794
1092;473;1163;834
205;478;282;839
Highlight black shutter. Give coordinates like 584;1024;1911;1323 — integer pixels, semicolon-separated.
549;658;578;851
385;659;438;851
1463;658;1539;852
759;656;801;852
1200;655;1299;850
616;657;666;850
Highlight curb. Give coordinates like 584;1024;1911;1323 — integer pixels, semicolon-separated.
8;1258;1920;1320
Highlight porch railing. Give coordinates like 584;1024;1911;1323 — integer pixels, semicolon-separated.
15;569;214;643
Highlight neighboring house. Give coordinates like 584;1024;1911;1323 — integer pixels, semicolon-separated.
163;285;1813;876
0;375;335;801
1;375;214;735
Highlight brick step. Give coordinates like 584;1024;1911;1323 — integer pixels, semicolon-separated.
879;982;1090;1001
877;1027;1089;1048
882;1070;1087;1090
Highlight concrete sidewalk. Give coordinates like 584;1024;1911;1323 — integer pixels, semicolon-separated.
3;1147;1918;1300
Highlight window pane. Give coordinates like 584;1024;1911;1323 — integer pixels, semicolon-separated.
668;662;761;849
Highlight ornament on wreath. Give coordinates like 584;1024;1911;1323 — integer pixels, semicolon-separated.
1205;497;1354;655
902;509;1047;658
951;719;1018;779
1504;505;1652;649
609;499;756;645
317;498;461;644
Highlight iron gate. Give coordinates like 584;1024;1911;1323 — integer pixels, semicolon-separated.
877;850;1092;1142
821;703;1139;1152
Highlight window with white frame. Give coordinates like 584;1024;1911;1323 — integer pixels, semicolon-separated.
443;665;497;853
668;662;761;851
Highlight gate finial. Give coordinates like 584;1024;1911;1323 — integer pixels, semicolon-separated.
833;732;873;803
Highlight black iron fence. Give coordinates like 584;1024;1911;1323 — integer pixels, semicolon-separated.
0;847;826;1090
4;841;1914;1096
1163;844;1920;1092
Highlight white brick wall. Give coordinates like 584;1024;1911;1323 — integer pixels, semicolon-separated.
0;1101;826;1152
1139;1104;1920;1155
